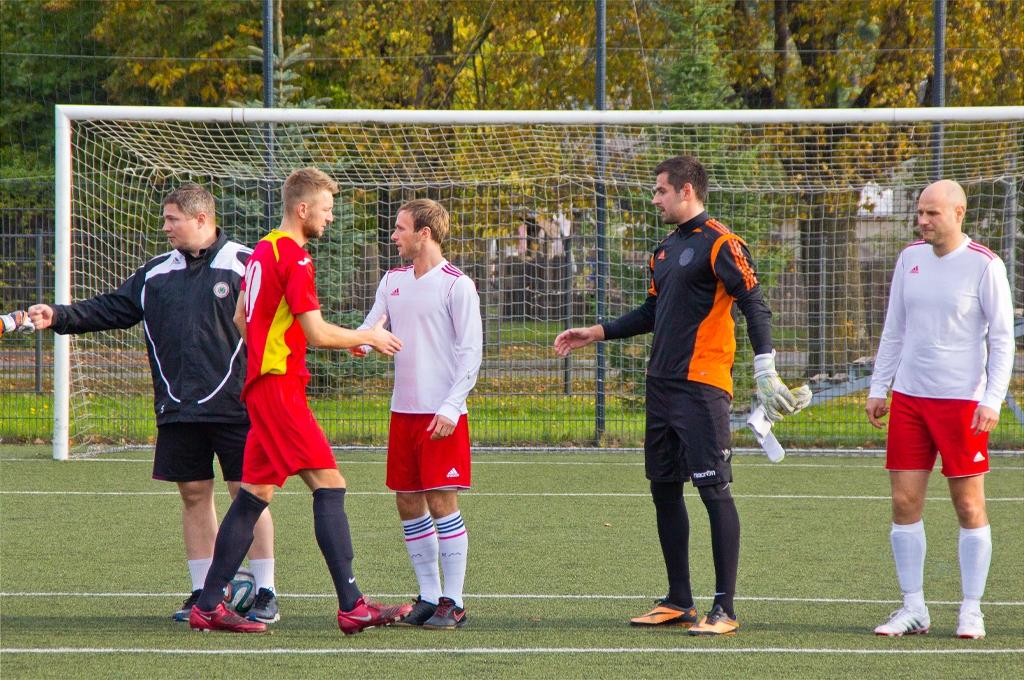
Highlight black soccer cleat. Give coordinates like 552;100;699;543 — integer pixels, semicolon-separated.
421;596;467;630
246;587;280;623
172;590;201;622
396;596;438;627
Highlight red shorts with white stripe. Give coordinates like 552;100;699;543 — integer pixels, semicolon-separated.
886;391;989;478
242;374;336;487
387;412;472;492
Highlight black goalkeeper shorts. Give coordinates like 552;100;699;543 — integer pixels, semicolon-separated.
644;376;734;487
153;422;249;483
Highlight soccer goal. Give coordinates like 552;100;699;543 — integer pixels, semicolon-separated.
53;105;1024;459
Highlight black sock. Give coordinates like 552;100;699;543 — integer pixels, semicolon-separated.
699;483;740;618
650;481;693;609
313;487;362;611
196;488;268;611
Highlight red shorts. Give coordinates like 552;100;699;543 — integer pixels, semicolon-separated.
387;412;472;492
886;391;989;478
242;374;336;487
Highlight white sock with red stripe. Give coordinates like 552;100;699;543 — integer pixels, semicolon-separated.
891;520;927;612
436;510;468;608
402;513;441;604
959;524;992;614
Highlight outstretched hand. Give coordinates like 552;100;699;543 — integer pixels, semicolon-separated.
554;326;599;357
364;314;402;356
27;304;54;330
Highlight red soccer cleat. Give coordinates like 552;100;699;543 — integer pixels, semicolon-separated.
337;596;414;635
189;602;267;633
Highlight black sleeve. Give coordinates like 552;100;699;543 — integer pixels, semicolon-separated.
50;269;145;334
713;237;773;355
601;295;657;340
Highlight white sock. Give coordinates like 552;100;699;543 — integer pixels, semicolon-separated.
187;558;212;592
436;510;468;608
959;524;992;612
402;513;441;604
890;520;927;612
248;558;276;593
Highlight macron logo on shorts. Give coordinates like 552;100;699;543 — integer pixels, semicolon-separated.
446;467;460;479
973;451;985;463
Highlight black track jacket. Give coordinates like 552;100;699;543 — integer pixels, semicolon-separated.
50;230;252;425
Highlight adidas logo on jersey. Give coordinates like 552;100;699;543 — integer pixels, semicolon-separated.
390;288;400;296
909;265;920;274
446;467;460;479
973;451;986;463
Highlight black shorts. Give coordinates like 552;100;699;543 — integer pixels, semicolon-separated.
153;422;249;483
644;377;733;486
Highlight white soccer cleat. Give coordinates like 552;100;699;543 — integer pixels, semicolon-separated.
874;607;930;636
956;610;985;639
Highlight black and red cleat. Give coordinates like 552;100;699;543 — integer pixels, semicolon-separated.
189;602;267;633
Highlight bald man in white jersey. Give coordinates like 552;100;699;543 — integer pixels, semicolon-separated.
867;180;1014;640
355;198;482;630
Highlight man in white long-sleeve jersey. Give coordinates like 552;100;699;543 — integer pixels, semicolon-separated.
355;199;483;629
866;179;1015;640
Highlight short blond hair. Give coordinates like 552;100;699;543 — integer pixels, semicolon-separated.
399;198;450;246
283;168;339;214
162;183;215;221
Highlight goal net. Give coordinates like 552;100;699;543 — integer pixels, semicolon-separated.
52;106;1023;458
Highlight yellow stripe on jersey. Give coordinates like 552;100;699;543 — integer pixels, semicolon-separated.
260;297;294;377
258;229;296;377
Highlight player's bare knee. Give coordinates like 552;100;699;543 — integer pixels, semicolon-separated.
890;492;924;522
952;497;987;528
177;480;214;508
396;491;428;518
426;489;459;517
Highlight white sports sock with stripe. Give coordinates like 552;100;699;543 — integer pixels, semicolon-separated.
402;513;441;604
436;510;469;608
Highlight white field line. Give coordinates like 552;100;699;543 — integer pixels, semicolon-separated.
3;458;1022;471
2;490;1022;501
2;646;1022;656
2;592;1022;607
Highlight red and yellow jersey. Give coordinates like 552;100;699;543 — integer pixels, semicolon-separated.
240;230;320;396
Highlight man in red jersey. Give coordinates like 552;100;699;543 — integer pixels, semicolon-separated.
188;168;411;634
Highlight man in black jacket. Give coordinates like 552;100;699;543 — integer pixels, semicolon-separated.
27;184;279;623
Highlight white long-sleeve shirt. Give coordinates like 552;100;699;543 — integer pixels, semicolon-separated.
869;236;1015;411
360;259;483;423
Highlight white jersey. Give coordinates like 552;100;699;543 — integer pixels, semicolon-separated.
869;236;1015;410
360;259;483;422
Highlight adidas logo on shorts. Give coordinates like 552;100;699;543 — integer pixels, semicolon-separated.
446;467;460;479
390;288;400;296
973;451;985;463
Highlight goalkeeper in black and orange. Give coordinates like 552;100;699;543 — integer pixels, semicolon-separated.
554;155;809;636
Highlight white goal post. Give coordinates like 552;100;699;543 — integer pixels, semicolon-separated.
53;105;1024;460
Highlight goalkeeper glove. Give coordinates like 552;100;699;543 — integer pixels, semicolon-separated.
753;351;811;423
0;310;34;337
